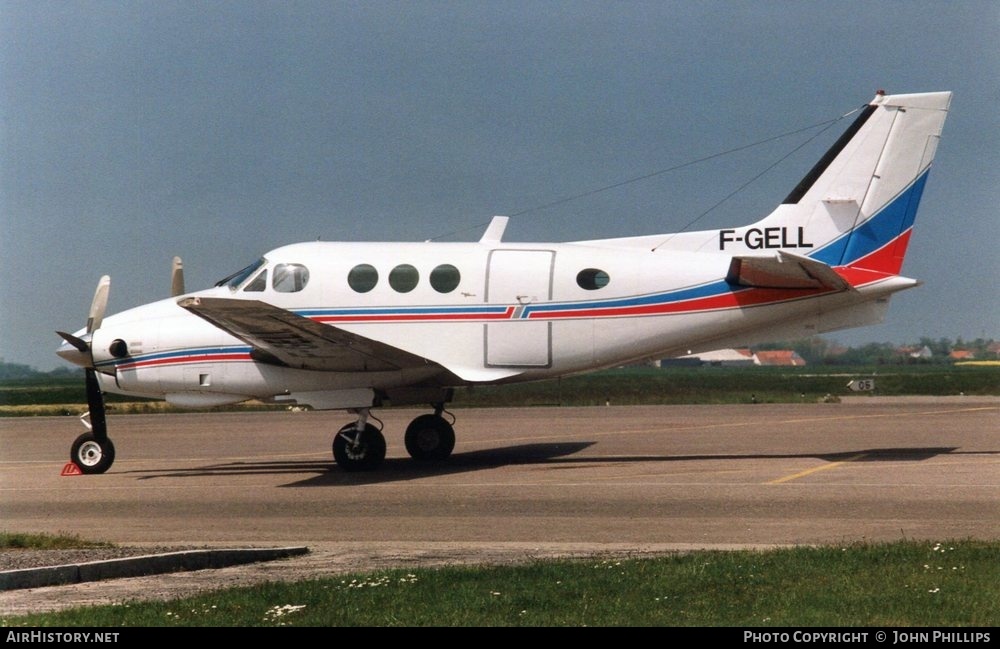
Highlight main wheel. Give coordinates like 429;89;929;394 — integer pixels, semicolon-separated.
70;432;116;475
332;423;386;472
404;414;456;462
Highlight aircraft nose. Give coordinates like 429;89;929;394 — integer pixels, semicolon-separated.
56;334;92;368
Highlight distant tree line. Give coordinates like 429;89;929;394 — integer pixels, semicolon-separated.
755;337;999;366
0;361;79;381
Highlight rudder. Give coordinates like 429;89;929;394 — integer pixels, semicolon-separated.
752;91;951;274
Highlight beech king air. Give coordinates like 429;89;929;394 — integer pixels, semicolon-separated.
57;90;951;473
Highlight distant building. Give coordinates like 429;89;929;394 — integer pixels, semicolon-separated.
678;348;755;366
753;350;807;366
987;342;1000;359
897;345;933;360
949;350;976;361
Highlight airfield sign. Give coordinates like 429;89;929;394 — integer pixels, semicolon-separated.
847;379;876;392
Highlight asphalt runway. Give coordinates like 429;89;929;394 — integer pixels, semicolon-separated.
2;399;998;547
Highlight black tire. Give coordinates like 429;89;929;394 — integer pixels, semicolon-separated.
332;423;386;472
70;432;116;475
404;414;456;461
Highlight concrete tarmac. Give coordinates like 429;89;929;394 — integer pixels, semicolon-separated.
3;400;997;546
1;399;998;614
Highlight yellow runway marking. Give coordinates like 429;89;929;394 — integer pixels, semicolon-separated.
767;452;869;485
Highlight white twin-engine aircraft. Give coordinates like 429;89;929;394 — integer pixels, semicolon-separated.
58;90;951;473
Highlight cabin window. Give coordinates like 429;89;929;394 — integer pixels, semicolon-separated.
576;268;610;290
272;263;310;293
389;264;419;293
429;264;461;293
347;264;378;293
243;270;267;292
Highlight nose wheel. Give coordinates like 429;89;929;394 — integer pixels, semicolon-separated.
70;431;116;475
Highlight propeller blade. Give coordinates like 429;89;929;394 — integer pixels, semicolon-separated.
84;369;108;439
86;275;111;333
171;256;185;297
56;330;90;353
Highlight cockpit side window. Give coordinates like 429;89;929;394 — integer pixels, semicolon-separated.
217;258;267;290
272;263;310;293
243;270;267;292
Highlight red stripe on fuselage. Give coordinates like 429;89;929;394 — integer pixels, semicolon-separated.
117;353;253;370
312;306;516;324
531;286;834;320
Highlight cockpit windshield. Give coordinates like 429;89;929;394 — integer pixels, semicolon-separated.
215;258;267;289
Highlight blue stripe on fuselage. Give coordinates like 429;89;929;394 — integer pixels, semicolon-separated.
95;346;253;369
522;280;736;317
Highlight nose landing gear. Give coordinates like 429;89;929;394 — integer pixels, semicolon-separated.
69;371;116;475
71;431;116;475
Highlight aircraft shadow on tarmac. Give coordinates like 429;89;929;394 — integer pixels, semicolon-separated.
127;441;594;485
126;444;964;487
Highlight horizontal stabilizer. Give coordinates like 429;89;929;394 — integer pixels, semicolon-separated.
727;251;852;291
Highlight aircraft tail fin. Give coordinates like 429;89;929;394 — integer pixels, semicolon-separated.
735;91;951;276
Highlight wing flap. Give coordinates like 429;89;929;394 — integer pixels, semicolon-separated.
726;251;852;291
178;297;436;372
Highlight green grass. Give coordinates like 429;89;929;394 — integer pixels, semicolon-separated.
1;366;997;415
453;365;1000;407
0;531;114;550
4;541;998;626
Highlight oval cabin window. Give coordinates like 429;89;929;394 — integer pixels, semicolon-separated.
388;264;419;293
576;268;610;291
347;264;379;293
429;264;461;293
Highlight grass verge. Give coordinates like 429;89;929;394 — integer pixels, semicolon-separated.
0;532;114;550
4;540;998;626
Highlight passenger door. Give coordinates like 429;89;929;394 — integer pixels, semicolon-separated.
484;249;554;367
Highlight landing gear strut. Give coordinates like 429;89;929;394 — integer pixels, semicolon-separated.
404;403;455;462
70;371;116;475
332;408;386;472
57;276;116;474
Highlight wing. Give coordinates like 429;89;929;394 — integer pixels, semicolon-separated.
178;297;437;372
726;251;852;291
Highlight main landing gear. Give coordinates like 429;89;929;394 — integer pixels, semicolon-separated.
333;404;456;472
332;409;386;472
404;404;455;462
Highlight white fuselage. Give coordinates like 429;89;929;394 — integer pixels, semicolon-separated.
83;238;908;409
